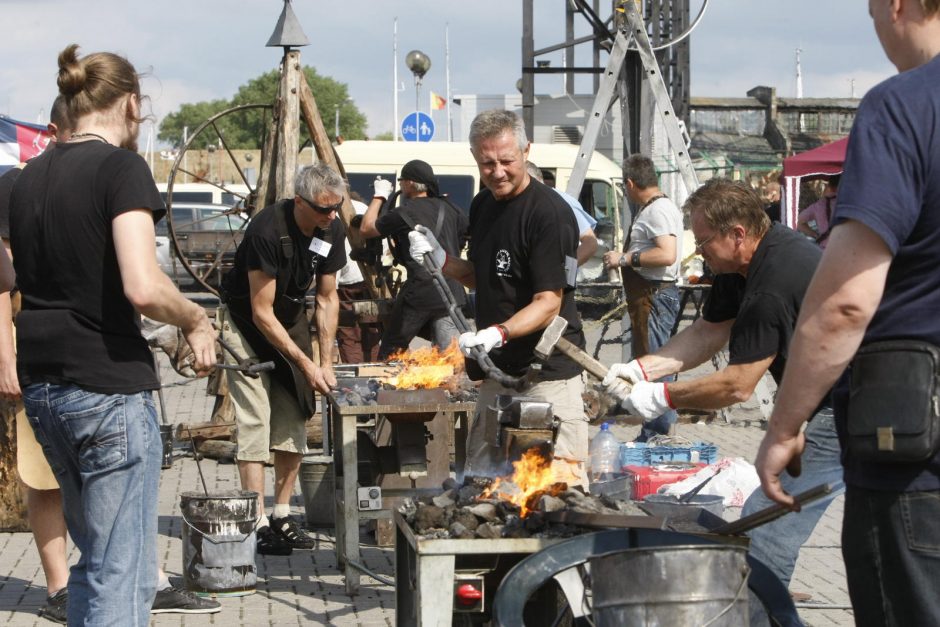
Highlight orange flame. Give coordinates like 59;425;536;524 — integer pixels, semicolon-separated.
481;447;565;517
386;340;465;389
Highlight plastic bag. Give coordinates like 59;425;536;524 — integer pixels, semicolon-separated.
659;457;760;507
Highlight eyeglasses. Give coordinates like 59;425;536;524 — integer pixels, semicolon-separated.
301;196;343;215
693;232;719;251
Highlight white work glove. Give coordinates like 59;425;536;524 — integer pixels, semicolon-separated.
602;359;648;388
620;380;673;421
373;177;393;200
458;327;504;357
408;225;446;267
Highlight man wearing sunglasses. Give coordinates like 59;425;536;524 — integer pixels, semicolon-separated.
603;178;843;594
220;164;347;555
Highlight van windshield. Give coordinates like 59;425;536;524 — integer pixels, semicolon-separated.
346;172;475;214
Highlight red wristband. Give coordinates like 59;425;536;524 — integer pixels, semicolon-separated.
637;360;649;381
441;254;451;273
663;383;676;410
493;324;509;344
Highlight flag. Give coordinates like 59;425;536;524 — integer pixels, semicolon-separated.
430;91;447;111
0;116;52;174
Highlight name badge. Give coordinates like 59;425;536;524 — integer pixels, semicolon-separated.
565;255;578;288
309;238;332;257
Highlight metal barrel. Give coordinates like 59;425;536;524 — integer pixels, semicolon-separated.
590;544;749;626
180;490;259;597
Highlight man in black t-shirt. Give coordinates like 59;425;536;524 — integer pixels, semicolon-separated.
409;110;588;488
604;179;842;589
220;163;346;555
360;159;468;358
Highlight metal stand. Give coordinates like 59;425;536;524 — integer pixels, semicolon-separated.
325;396;475;594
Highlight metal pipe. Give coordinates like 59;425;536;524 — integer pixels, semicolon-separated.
346;559;394;587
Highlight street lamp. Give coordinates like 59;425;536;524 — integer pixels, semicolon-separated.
405;49;431;117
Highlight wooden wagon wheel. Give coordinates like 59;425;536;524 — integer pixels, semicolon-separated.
166;103;273;295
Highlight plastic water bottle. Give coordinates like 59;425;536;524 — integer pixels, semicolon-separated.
590;422;621;482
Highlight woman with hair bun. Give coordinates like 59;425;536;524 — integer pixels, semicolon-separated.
9;45;217;626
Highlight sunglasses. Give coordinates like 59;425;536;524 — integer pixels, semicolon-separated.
301;196;343;215
693;232;720;251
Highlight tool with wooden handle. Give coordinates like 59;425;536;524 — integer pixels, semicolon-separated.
534;315;621;384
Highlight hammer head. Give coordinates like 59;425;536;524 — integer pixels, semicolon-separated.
534;316;569;361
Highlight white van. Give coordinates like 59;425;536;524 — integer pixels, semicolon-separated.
334;140;624;286
156;182;250;208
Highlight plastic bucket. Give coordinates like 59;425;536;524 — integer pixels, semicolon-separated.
180;490;258;597
159;424;174;470
590;544;749;626
299;456;335;528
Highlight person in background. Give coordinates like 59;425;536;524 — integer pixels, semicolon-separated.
336;191;383;364
525;161;598;266
796;175;840;248
761;178;782;223
10;45;216;626
409;110;588;487
756;2;940;623
360;159;468;358
601;154;682;441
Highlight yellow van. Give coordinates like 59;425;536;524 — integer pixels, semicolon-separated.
334;140;624;288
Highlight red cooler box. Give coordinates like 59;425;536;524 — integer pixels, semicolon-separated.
624;462;707;500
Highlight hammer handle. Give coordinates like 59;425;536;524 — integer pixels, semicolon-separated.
555;336;610;380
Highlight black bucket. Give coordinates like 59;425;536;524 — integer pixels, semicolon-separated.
590;544;749;626
180;490;258;597
159;424;174;470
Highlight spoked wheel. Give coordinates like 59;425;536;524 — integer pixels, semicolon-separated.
166;103;273;295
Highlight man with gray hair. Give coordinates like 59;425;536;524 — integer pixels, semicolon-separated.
220;163;347;555
410;110;589;487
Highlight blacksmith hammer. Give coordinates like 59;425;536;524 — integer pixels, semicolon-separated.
534;316;623;386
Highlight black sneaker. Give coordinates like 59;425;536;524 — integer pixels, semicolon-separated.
256;524;293;555
39;588;67;624
151;586;221;614
270;515;316;550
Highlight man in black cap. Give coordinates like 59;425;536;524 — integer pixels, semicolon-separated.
360;159;468;358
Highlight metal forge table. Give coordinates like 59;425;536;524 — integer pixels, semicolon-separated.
323;390;476;594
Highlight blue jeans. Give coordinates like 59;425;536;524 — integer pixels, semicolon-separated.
843;486;940;626
24;384;161;627
742;408;844;587
635;285;680;441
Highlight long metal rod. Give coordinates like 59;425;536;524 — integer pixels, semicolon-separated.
421;253;527;390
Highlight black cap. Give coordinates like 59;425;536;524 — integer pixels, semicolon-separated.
400;159;439;196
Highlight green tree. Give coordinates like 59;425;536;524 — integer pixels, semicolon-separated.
158;66;368;148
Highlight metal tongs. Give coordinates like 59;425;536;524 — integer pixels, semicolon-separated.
212;328;276;378
421;251;527;390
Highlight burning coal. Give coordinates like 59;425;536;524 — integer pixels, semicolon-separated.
481;447;567;517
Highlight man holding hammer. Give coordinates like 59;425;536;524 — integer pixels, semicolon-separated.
409;110;588;488
603;178;843;591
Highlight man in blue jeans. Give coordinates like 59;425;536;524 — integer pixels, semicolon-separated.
757;2;940;623
602;154;682;441
10;45;216;626
605;179;843;590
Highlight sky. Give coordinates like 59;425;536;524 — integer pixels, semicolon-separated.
0;1;895;143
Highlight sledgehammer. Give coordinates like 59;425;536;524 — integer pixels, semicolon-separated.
534;316;626;388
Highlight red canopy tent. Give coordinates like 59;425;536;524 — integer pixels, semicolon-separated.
781;136;848;229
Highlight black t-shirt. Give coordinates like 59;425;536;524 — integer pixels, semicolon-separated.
703;224;822;387
375;195;468;311
222;199;347;323
10;141;165;394
467;179;584;380
0;168;21;239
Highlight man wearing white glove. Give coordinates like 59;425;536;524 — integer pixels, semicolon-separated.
603;178;843;592
414;110;588;488
360;160;468;358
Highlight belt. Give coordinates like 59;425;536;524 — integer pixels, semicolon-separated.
646;279;677;287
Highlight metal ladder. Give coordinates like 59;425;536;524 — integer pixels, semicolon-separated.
565;0;699;199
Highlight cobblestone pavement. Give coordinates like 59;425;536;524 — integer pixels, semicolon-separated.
0;314;853;625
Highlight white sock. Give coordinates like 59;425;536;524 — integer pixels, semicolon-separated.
157;571;171;591
272;504;292;519
258;513;270;529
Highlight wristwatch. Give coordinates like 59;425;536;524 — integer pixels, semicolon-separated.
619;254;628;267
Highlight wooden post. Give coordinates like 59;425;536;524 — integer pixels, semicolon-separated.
275;50;302;200
0;402;28;531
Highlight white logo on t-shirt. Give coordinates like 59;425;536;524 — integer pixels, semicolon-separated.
495;249;512;276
